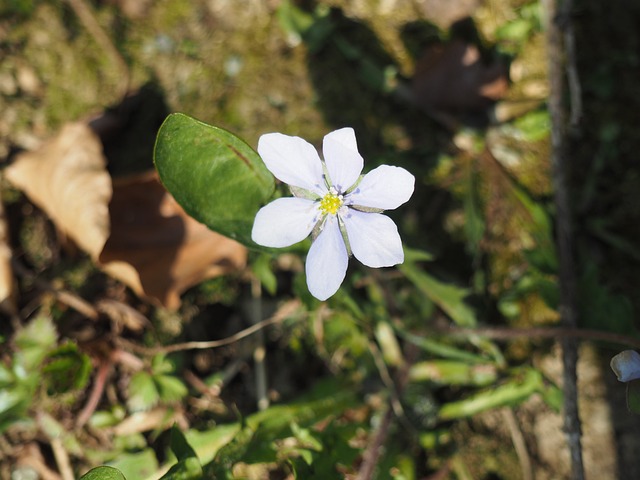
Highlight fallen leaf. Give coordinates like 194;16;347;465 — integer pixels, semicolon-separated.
6;120;246;309
414;0;482;29
99;171;246;309
5;122;111;260
112;407;188;436
96;298;149;333
0;193;16;315
412;40;509;114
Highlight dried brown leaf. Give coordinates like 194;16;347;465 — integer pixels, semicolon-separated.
96;298;149;332
99;171;247;309
0;193;15;315
412;40;509;113
5;122;111;259
7;121;246;309
112;407;188;436
415;0;482;29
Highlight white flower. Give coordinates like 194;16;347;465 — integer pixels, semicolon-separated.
251;127;415;301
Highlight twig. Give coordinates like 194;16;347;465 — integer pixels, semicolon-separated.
65;0;130;99
76;360;112;429
356;341;417;480
368;341;405;420
502;408;533;480
117;300;302;355
542;0;585;478
49;438;73;480
76;349;142;429
439;325;640;350
12;259;99;321
16;443;62;480
250;277;269;411
355;406;394;480
562;0;583;128
0;182;17;322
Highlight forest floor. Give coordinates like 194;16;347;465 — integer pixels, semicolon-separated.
2;0;640;479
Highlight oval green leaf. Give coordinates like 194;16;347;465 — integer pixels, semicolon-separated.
80;466;126;480
154;113;275;249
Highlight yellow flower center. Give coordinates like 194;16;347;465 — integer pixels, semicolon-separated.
319;191;343;215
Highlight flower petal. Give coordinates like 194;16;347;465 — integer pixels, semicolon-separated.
347;165;415;210
252;197;318;248
343;210;403;267
305;216;349;300
258;133;326;195
611;350;640;382
322;128;364;193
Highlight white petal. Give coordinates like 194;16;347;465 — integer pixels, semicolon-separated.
305;216;349;300
611;350;640;382
252;198;318;248
343;210;403;267
322;128;364;193
347;165;415;210
258;133;326;195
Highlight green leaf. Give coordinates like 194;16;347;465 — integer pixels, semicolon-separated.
190;378;359;468
399;263;477;327
375;321;403;367
408;361;498;386
514;110;550;141
42;343;92;394
252;254;278;295
402;247;434;262
276;0;314;39
15;316;57;371
160;427;203;480
154;113;275;249
170;425;198;460
463;161;485;258
438;368;543;420
496;18;534;43
127;371;160;412
108;449;159;480
395;327;487;364
155;375;188;403
80;466;126;480
161;457;202;480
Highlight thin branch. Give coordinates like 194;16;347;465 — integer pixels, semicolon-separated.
355;406;394;480
250;276;269;411
65;0;130;99
502;408;533;480
117;300;302;355
543;0;584;477
49;438;73;480
440;325;640;350
16;443;62;480
368;341;405;420
76;360;112;429
12;259;99;321
356;340;417;480
562;0;583;128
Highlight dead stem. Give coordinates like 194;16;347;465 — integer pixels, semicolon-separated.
65;0;130;99
250;276;269;411
49;438;73;480
76;360;112;429
118;299;303;355
543;0;585;477
502;408;533;480
439;325;640;350
355;406;394;480
12;259;100;321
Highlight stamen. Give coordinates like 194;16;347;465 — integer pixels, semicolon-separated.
319;191;343;215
